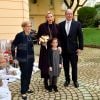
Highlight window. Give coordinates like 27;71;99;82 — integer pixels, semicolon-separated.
50;0;54;9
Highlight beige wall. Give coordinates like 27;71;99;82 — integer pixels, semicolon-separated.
29;0;78;31
29;0;66;31
0;0;29;40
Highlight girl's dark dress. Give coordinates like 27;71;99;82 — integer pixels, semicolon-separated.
37;22;58;78
48;49;62;77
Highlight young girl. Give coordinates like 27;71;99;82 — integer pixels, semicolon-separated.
48;38;62;92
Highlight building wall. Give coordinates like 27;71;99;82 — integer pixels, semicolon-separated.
29;0;66;31
0;0;29;40
29;0;78;31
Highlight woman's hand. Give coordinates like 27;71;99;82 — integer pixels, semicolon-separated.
49;67;52;71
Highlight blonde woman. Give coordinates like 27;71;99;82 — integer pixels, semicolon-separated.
37;11;60;90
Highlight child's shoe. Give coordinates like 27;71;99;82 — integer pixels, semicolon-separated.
48;85;52;92
53;85;58;92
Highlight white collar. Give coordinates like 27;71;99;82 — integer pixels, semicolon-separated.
66;20;72;23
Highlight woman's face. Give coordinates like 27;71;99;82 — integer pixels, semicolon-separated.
46;13;54;24
23;23;32;34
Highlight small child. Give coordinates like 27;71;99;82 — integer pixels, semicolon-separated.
0;54;11;100
0;53;18;80
48;38;62;92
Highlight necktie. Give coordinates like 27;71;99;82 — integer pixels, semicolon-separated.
65;21;70;36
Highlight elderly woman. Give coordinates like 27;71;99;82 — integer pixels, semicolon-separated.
37;11;60;90
11;21;35;99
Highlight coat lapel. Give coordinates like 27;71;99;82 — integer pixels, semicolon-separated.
63;21;67;37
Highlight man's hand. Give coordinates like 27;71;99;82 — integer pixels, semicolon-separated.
76;49;82;55
49;67;52;71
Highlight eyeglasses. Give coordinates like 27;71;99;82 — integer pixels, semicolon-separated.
25;25;32;27
66;13;73;16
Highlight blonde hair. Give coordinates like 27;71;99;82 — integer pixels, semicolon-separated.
45;11;54;18
21;21;32;27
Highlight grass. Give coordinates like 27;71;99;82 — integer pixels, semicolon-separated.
83;28;100;47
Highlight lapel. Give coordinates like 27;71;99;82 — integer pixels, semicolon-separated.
63;21;67;37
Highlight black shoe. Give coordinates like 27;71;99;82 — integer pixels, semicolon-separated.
64;81;70;87
48;85;52;92
21;94;27;100
27;89;33;93
74;81;79;88
45;85;49;90
44;79;49;90
53;86;58;92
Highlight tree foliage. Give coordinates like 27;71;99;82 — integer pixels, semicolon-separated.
78;7;97;27
64;0;88;14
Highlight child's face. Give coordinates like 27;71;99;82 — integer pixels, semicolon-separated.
51;39;58;48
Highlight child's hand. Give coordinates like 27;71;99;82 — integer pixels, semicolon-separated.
49;67;52;71
59;64;62;68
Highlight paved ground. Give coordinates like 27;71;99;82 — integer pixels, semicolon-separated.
9;47;100;100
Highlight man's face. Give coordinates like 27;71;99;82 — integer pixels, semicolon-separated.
65;10;73;21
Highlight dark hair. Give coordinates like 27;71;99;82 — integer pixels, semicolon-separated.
51;38;58;42
49;38;59;47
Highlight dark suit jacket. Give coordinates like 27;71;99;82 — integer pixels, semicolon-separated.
58;20;83;54
11;31;34;63
37;22;58;39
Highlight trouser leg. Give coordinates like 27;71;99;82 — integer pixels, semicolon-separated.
19;62;33;94
52;76;57;86
62;53;70;82
70;54;78;82
27;63;33;86
44;77;49;89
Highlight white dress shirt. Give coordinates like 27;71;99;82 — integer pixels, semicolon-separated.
65;20;72;36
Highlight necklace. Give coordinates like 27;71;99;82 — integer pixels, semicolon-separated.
48;24;53;39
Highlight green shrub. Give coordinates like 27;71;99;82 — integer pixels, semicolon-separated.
94;4;100;27
78;7;97;28
94;14;100;27
95;4;100;9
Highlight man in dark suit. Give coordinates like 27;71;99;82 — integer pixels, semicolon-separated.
58;9;83;88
